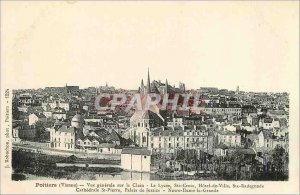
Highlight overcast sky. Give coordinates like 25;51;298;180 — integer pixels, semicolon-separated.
2;1;299;92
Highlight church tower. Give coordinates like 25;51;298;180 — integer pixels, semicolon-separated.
147;67;151;94
165;79;168;94
140;79;145;95
236;85;240;95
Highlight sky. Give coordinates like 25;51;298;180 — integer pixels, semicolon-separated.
2;1;299;92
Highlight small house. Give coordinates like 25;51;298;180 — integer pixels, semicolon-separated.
121;147;151;172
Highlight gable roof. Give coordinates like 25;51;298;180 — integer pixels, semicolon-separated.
263;118;273;123
105;130;121;142
58;125;76;133
32;112;47;119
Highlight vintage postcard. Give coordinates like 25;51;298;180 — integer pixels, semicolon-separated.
1;1;299;194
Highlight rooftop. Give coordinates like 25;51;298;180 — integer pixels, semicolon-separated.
121;147;151;156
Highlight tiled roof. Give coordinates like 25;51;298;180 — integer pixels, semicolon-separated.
94;128;110;138
105;130;121;142
130;110;164;123
217;130;238;135
34;112;47;118
58;125;76;133
263;118;273;123
121;147;151;155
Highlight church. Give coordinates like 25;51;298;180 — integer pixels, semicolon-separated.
138;68;186;96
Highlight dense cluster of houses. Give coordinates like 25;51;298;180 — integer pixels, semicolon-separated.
12;73;289;173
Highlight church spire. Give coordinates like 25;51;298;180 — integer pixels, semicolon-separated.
165;79;168;93
147;67;151;93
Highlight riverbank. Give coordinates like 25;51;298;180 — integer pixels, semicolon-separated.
12;150;122;180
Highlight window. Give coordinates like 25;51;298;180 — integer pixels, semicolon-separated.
144;156;147;159
168;143;171;148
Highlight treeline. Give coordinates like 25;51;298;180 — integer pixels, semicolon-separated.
152;145;288;181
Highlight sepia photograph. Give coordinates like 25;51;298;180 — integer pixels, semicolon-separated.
1;0;299;194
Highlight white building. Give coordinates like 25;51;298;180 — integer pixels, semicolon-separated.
149;126;213;154
12;123;21;143
123;127;149;148
42;101;70;111
192;106;242;116
43;110;53;118
223;124;237;132
71;114;85;129
167;117;184;127
121;147;151;172
52;107;67;121
259;117;280;130
216;130;241;147
28;113;47;126
50;125;76;151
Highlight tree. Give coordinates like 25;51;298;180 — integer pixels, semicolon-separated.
210;156;219;173
34;121;50;142
12;98;20;120
229;151;245;180
271;145;286;179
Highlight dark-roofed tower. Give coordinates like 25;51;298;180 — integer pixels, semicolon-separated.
165;79;168;94
147;67;151;93
141;79;144;88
